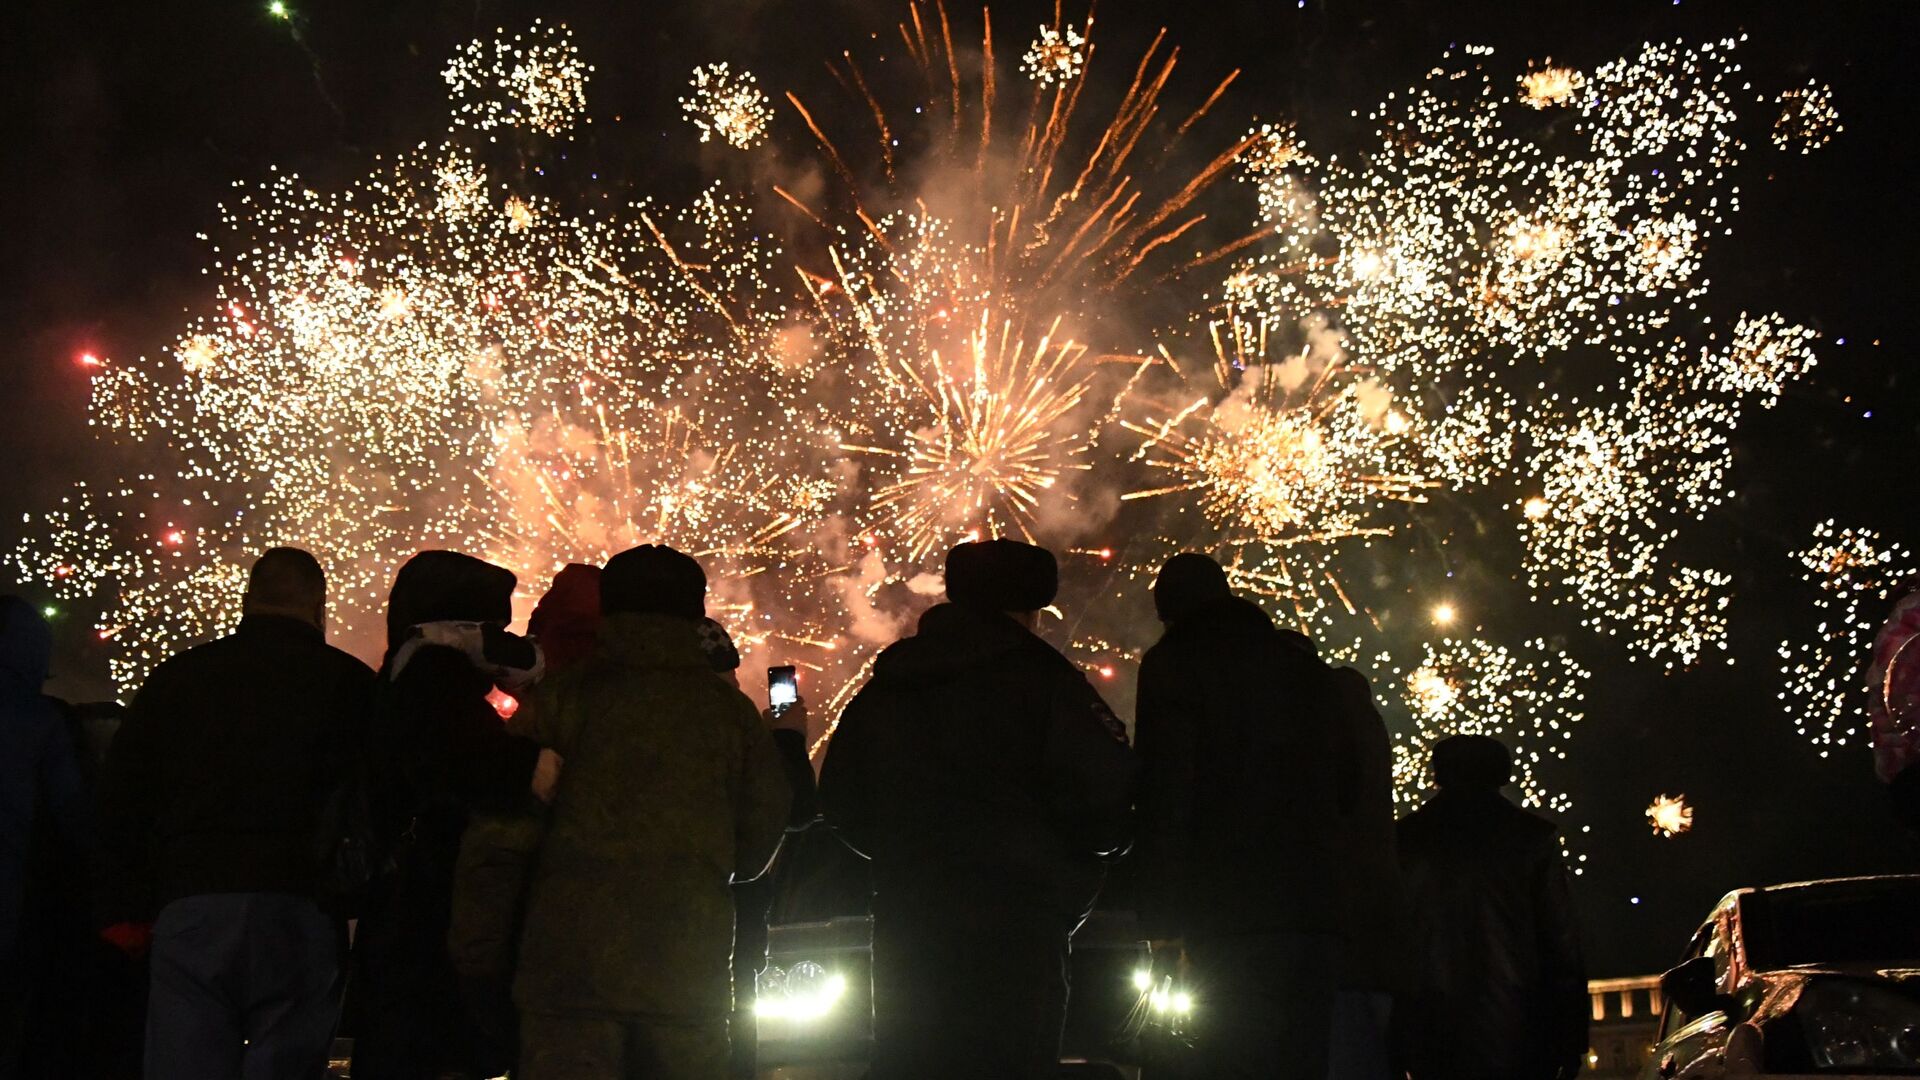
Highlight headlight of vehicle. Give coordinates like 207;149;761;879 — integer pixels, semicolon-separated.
755;960;848;1022
1799;979;1920;1071
1131;969;1194;1016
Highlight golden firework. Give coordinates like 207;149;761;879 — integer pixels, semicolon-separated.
1647;793;1695;837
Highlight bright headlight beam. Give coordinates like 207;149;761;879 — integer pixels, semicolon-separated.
754;972;848;1022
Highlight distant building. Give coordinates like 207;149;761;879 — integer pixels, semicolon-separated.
1587;975;1662;1078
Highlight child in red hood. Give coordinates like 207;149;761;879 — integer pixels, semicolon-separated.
526;564;603;675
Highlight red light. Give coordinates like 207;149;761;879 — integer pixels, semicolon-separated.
78;352;103;368
1098;666;1116;679
487;687;520;720
163;530;186;546
1098;548;1113;560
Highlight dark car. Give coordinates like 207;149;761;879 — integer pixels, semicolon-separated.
1643;875;1920;1078
750;826;1179;1079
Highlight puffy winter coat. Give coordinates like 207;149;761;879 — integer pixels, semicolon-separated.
1395;790;1587;1080
818;602;1136;922
512;612;791;1020
1133;595;1345;940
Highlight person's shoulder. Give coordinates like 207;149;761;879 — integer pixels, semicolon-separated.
143;634;230;683
1507;802;1563;842
316;640;376;681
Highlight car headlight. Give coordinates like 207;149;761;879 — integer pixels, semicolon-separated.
1800;979;1920;1071
755;960;848;1022
1132;969;1194;1016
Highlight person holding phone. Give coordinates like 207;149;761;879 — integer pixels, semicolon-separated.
818;538;1136;1080
701;642;819;1080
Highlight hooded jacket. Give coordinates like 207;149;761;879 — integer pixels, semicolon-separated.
349;552;544;1078
512;613;791;1020
818;602;1136;922
526;564;602;675
372;552;542;835
1;599;87;966
1133;595;1345;939
1395;789;1587;1080
98;612;374;914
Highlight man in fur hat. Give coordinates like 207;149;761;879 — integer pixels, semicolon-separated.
819;538;1136;1080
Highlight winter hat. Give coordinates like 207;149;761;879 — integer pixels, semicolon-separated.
1432;734;1514;793
528;564;603;673
1152;552;1232;624
696;617;741;672
944;539;1058;613
385;551;517;657
601;544;707;620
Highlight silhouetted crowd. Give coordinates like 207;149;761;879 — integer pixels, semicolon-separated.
2;538;1589;1080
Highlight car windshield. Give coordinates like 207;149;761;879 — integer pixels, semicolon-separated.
1741;878;1920;971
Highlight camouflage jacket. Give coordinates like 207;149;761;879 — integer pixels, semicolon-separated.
512;612;791;1019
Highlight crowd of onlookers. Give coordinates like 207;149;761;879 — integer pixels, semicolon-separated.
2;537;1589;1080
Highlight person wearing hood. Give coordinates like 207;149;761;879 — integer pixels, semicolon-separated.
1;597;89;1079
525;563;604;675
817;538;1136;1080
94;549;374;1080
1132;552;1347;1080
350;550;560;1080
1395;735;1586;1080
512;544;791;1080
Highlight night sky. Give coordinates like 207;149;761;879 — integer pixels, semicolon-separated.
3;0;1916;976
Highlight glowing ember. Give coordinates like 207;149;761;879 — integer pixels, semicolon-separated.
1647;793;1694;837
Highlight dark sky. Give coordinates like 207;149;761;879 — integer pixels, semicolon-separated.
3;0;1916;975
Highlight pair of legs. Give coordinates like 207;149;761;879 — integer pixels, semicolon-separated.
519;1012;729;1080
145;893;339;1080
868;894;1071;1080
1185;931;1341;1080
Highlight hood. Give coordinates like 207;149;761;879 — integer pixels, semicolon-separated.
870;602;1036;688
385;550;517;658
1;596;53;698
594;612;712;671
528;563;603;674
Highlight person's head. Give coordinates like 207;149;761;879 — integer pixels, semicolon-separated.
1431;734;1514;794
601;544;706;620
1153;552;1231;625
528;563;603;673
243;547;327;630
384;550;518;656
944;539;1058;623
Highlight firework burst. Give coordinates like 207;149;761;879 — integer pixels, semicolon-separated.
14;8;1846;824
1647;793;1695;837
1393;636;1589;815
682;63;774;150
1779;522;1917;752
